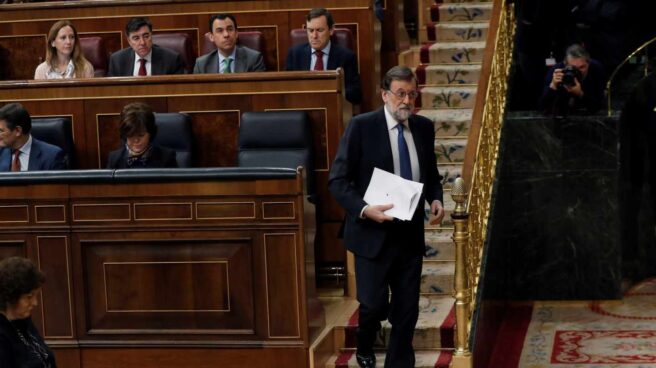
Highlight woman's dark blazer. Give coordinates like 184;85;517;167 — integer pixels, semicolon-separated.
106;145;178;169
0;315;57;368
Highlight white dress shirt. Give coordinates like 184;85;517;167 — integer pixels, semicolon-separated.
132;50;153;76
310;42;331;71
218;48;237;73
14;135;32;172
384;105;420;182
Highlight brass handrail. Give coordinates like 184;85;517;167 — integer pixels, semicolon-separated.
450;0;515;366
606;35;656;116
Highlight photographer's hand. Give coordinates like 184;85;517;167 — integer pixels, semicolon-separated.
564;78;584;97
550;69;563;90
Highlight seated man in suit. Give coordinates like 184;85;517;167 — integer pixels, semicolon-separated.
194;14;265;74
0;103;66;171
108;17;186;76
285;8;362;104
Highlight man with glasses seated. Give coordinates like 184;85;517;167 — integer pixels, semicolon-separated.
0;103;66;172
108;17;185;77
328;66;444;368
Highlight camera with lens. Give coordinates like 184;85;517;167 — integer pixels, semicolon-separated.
560;65;582;88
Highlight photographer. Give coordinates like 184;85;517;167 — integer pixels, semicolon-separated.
539;44;606;115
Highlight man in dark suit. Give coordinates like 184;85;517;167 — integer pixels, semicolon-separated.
328;66;444;368
285;8;362;104
0;103;66;171
107;17;185;77
194;13;265;74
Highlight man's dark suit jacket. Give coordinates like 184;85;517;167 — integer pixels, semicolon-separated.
0;137;66;171
106;145;178;169
107;44;186;76
193;46;265;74
328;108;443;259
285;42;363;104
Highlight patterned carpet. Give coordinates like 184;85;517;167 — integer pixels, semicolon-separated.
518;279;656;367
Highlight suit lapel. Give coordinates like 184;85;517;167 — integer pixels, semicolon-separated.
327;44;339;70
234;47;245;73
374;108;394;174
207;51;219;73
302;44;312;70
28;140;40;171
151;46;161;75
126;50;136;76
0;149;11;172
408;116;426;183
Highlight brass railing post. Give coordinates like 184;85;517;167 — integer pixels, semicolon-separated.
450;177;471;368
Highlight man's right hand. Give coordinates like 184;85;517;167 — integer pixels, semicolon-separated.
363;204;394;223
549;68;563;90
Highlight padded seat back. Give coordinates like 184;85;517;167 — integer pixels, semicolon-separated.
152;113;193;168
238;111;314;197
201;31;265;56
31;117;74;169
289;28;354;52
152;32;194;73
79;36;108;77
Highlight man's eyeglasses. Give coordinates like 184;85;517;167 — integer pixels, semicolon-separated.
387;89;419;100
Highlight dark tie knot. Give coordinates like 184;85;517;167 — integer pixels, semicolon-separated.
315;50;323;57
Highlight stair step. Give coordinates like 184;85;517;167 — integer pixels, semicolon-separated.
418;108;473;137
435;138;467;164
423;22;489;43
416;63;482;85
425;229;455;261
428;3;494;24
438;163;463;190
327;349;453;368
420;41;486;64
420;86;477;109
421;262;455;294
343;296;456;350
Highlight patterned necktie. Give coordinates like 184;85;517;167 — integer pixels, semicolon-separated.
396;124;412;180
222;58;232;74
11;149;20;172
138;58;147;76
314;50;324;71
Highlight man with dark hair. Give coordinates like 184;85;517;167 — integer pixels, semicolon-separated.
0;103;66;171
193;13;265;74
108;17;185;76
539;43;606;114
285;7;362;104
328;66;444;368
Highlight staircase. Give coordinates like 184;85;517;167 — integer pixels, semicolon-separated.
320;0;494;367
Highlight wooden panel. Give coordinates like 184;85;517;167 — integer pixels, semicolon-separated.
133;203;193;221
0;205;29;223
79;347;306;368
262;202;295;220
239;26;279;71
37;236;74;338
0;239;27;260
196;202;255;220
80;237;255;334
264;233;299;338
183;110;241;168
73;203;131;222
0;35;45;80
104;261;229;311
35;205;66;224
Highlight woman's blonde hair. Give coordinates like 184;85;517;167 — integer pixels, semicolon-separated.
46;20;90;77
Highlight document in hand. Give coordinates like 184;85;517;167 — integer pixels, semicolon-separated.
363;168;424;221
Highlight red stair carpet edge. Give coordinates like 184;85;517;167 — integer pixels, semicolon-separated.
486;305;533;368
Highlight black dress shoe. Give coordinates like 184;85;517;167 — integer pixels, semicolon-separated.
356;353;376;368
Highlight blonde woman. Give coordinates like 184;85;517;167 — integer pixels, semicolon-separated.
34;20;94;79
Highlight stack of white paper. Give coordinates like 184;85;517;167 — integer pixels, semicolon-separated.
363;168;424;221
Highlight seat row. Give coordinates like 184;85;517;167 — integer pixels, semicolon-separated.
79;28;354;76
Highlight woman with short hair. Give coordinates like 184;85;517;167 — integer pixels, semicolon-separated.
0;257;56;368
106;102;178;169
